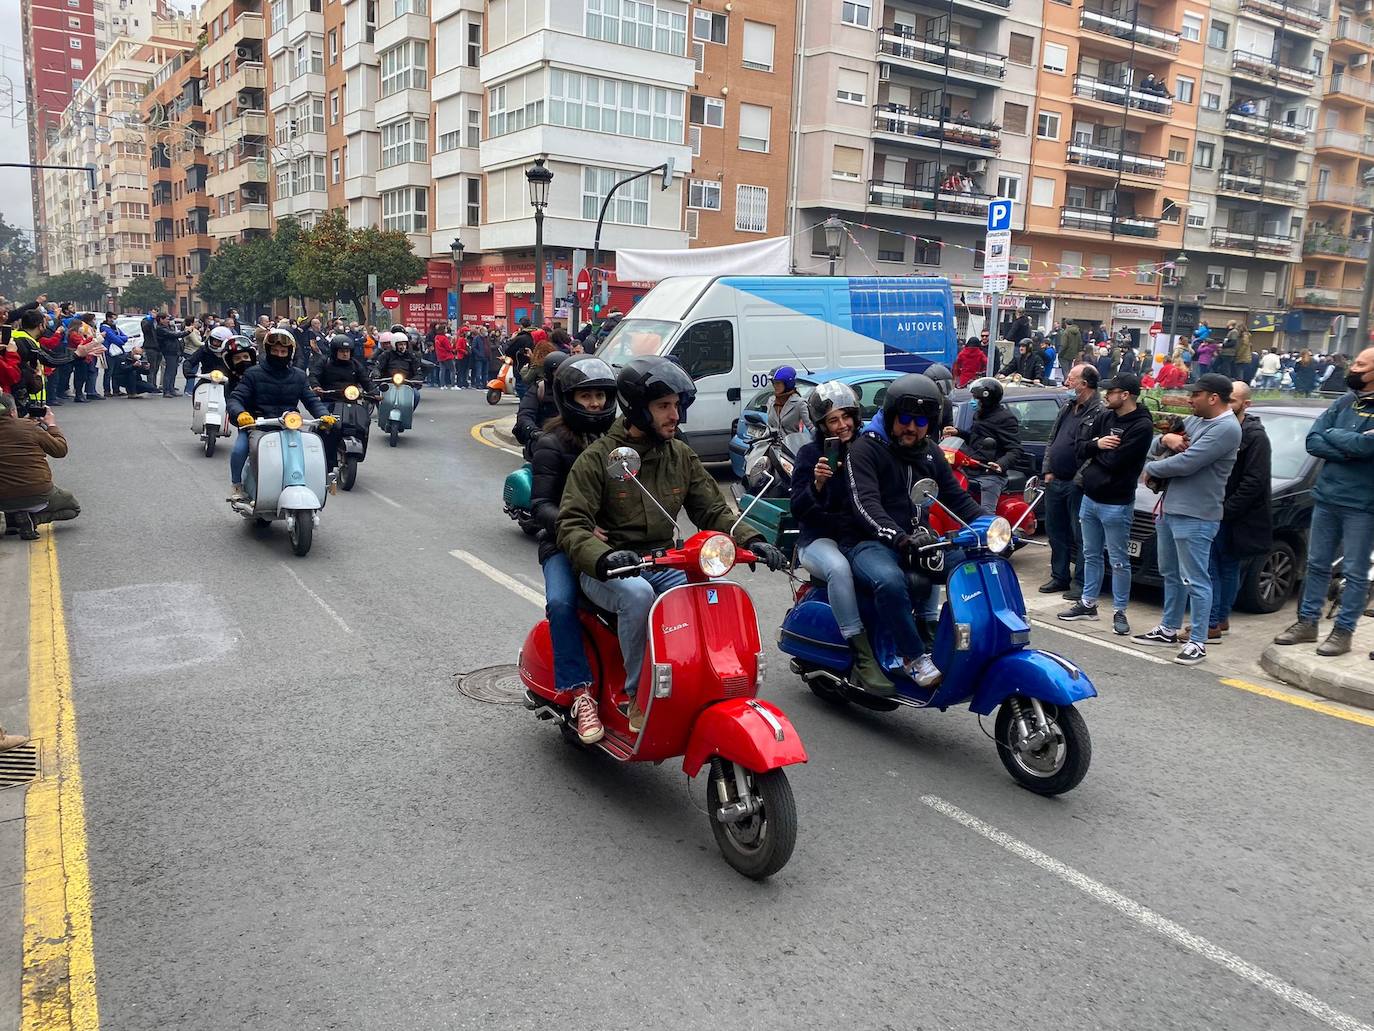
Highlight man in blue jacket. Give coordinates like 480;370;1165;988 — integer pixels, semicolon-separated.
1274;345;1374;656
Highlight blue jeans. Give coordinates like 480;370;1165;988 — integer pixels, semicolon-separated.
440;359;456;387
1045;477;1084;588
471;356;488;387
1208;533;1243;628
541;552;594;692
230;430;250;485
1298;501;1374;632
1079;496;1133;612
798;538;862;639
848;540;924;659
1156;512;1220;644
578;568;687;698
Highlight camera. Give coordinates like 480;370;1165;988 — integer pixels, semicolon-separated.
22;402;47;419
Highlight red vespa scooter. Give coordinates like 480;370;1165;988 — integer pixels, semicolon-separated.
931;435;1038;536
519;448;807;880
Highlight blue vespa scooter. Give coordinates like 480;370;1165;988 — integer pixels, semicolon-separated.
378;372;420;447
228;411;328;556
778;477;1096;795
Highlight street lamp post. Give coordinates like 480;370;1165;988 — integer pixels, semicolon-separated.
1357;169;1374;353
823;214;844;276
525;157;553;327
1167;253;1189;350
449;236;464;330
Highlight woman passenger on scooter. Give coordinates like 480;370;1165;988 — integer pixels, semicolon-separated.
766;366;812;435
790;382;891;694
529;355;619;746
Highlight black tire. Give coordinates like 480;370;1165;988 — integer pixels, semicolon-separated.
288;510;313;557
1235;540;1297;614
994;699;1091;796
340;455;359;492
203;429;216;457
254;517;271;529
486;389;502;405
389;426;399;448
708;764;797;880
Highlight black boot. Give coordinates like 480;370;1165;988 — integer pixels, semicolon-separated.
14;513;38;540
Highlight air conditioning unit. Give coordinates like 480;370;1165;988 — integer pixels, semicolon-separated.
967;158;988;172
235;47;253;60
685;209;699;241
1352;53;1370;68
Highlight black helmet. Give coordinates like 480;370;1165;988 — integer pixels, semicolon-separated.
553;355;617;436
969;376;1004;412
924;363;953;398
881;373;942;440
542;349;569;387
329;333;353;358
616;356;696;435
807;380;860;429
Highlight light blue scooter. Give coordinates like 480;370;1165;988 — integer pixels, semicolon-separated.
229;411;328;556
378;373;420;447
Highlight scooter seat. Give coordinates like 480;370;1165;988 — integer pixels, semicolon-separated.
578;595;618;630
1005;469;1028;494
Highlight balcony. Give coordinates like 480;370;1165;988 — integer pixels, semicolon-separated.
1325;73;1374;104
1060;206;1161;237
1231;51;1318;94
867;180;993;223
872;106;1001;154
1237;0;1326;36
1223;111;1309;148
1303;232;1372;259
1293;286;1365;308
1316;127;1374;155
1071;74;1175;118
1217;170;1305;203
1079;5;1181;54
1333;17;1374;49
1210;226;1299;257
1310;180;1374;206
1067;140;1168;178
208;203;271;238
224;110;268;140
878;31;1006;84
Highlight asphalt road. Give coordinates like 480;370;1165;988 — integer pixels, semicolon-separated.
37;389;1374;1031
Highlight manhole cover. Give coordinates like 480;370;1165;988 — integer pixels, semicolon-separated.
457;665;526;705
0;744;40;787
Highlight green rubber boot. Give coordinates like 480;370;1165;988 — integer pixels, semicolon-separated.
848;633;895;697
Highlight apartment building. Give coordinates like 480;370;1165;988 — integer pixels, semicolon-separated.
96;0;172;51
264;0;332;228
202;0;271;243
144;47;211;315
322;0;346;211
339;0;379;229
1290;2;1374;351
429;0;485;266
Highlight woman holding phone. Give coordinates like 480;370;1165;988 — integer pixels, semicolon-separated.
790;381;890;693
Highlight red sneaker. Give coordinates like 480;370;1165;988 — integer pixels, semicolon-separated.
571;692;604;744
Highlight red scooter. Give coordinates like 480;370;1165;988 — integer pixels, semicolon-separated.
931;435;1038;537
519;449;807;879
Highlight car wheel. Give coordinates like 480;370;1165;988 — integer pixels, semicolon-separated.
1236;540;1297;614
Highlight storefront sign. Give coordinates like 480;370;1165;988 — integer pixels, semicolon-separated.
1112;303;1162;322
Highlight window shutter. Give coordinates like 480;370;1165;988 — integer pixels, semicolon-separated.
685;209;699;240
742;21;774;70
1003;102;1028;134
833;145;863;179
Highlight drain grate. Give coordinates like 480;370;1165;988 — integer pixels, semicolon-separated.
0;744;40;787
457;665;526;705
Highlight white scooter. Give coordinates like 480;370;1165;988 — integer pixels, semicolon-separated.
228;411;328;556
191;370;231;457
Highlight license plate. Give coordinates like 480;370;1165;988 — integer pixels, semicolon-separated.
1127;539;1142;558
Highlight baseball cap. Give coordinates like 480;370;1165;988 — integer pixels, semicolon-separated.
1184;372;1233;400
1101;373;1142;396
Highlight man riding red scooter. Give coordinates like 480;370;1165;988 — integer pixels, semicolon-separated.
937;376;1036;533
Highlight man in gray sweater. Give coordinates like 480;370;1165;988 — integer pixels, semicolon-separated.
1132;373;1243;665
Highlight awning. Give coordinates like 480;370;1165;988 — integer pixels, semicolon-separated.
504;281;536;293
462;282;491;294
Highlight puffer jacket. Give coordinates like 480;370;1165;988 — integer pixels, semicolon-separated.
227;360;328;421
374;347;422;380
515;381;558;450
310;354;374;394
529;423;598;564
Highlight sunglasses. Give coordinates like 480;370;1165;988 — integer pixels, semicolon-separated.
895;413;930;427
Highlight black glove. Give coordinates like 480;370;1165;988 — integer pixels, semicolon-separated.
750;541;787;571
895;527;938;559
596;549;642;580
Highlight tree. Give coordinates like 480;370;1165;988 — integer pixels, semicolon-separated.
34;271;109;309
248;216;302;312
0;215;36;299
292;210;424;321
119;274;172;313
196;241;255;312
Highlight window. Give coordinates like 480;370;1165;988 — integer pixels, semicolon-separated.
466;108;480;148
693;10;726;43
1182;11;1202;41
913;236;941;265
1167;136;1187;162
466;21;481;67
393;0;425;13
689;94;725;128
381;186;427;233
1207;18;1228;49
1090;254;1110;280
437;129;461;152
293;36;324;77
1008;32;1034;65
996;174;1021;200
671;321;734;379
841;1;871;28
742;21;774;71
67;15;80;27
1060;251;1082;277
836;68;867;105
380;41;426;97
735;184;767;233
1176;76;1194;104
70;57;83;69
738;103;770;152
583;165;650;225
1262;271;1277;295
330;90;339;124
1003;102;1028;135
1031;176;1055;207
328;28;338;63
1194;141;1214;168
877;232;906;263
1206;266;1225;290
1229;268;1249;292
1187;202;1207;228
1201;86;1222;111
688;179;722;209
587;0;686;55
69;35;81;47
365;0;375;41
1042;42;1068;73
465;176;480;227
1137;263;1156;285
331;150;340;183
380;118;427;166
833;145;863;181
1005;399;1062;443
548;71;684;143
1036;112;1060;139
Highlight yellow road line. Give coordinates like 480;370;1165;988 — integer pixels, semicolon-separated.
1220;677;1374;729
23;528;99;1030
470;416;523;457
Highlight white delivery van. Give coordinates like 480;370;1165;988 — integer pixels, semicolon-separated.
596;275;959;461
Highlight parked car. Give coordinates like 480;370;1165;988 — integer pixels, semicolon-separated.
116;316;145;348
1127;404;1319;613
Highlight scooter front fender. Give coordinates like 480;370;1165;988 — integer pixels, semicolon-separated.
277;485;321;512
969;649;1098;716
682;698;808;778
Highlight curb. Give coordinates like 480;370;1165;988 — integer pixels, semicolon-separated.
489;416;518;450
1259;644;1374;711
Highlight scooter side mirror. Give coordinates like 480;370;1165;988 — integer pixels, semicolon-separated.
1023;475;1041;501
911;477;938;505
607;446;641;481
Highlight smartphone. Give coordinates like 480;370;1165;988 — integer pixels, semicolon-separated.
1109;428;1123;438
824;435;841;468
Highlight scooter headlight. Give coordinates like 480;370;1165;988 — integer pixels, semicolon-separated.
282;411;303;430
344;385;360;401
699;533;737;577
743;421;767;441
392;372;405;385
985;516;1012;554
209;370;226;383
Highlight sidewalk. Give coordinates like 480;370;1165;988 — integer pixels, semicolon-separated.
0;543;30;1031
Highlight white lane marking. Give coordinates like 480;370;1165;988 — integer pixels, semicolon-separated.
449;549;544;608
921;795;1373;1031
279;562;353;634
158;439;189;465
361;487;404;509
1030;619;1171;666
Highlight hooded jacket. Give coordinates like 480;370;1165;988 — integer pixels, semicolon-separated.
227;358;328;421
953;345;986;387
1059;323;1083;365
374;347;422;380
1073;405;1155;505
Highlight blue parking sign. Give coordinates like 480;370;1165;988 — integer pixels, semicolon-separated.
987;200;1013;233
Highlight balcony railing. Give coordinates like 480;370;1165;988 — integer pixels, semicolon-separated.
1079;5;1181;52
1060;206;1161;237
1333;17;1374;47
1238;0;1326;33
878;32;1007;80
1303;232;1372;258
1067;140;1168;177
1326;73;1374;103
1217;170;1305;203
1310;181;1374;206
1210;226;1299;256
1316;127;1374;154
872;106;1002;151
1071;73;1175;116
1223;111;1309;145
869;180;993;217
1231;50;1318;90
1295;286;1366;308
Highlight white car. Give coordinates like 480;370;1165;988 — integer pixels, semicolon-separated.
115;316;145;348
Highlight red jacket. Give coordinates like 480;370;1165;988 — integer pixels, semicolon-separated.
0;349;20;394
1155;362;1187;389
434;333;456;362
953;345;987;387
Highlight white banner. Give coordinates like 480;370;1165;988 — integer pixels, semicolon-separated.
614;236;792;282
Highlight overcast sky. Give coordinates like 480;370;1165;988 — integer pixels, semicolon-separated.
1;0;34;232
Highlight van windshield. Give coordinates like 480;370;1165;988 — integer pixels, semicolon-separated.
597;319;679;366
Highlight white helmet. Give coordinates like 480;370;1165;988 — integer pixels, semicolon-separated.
208;325;235;353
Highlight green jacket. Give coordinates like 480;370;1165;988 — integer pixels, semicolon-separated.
1060;323;1083;365
557;419;761;577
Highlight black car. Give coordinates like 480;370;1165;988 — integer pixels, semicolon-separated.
951;385;1072;480
1127;404;1319;613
